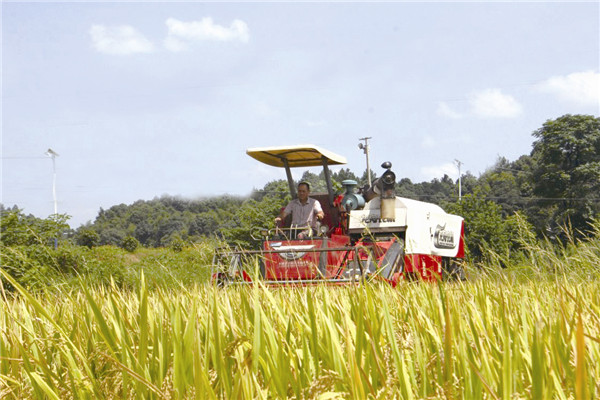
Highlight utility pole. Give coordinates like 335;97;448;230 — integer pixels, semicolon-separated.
454;159;463;202
358;137;372;187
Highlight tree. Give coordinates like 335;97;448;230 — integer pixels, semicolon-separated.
530;114;600;236
444;191;516;262
250;179;289;202
221;195;284;247
331;168;360;185
396;178;418;199
76;228;100;248
98;228;125;247
479;157;526;216
299;171;328;193
0;207;70;247
411;175;456;205
188;212;220;237
360;169;378;188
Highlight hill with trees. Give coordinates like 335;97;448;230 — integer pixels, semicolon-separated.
1;114;598;289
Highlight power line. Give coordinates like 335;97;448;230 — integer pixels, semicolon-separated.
492;166;527;173
1;156;47;159
401;194;600;202
478;196;600;202
252;188;600;203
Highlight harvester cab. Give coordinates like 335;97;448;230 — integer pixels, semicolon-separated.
212;144;466;286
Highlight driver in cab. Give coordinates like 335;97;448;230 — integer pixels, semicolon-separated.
275;182;324;239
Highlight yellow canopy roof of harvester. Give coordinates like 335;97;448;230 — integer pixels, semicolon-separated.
246;144;347;168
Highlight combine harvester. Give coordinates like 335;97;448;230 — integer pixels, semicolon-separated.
213;145;465;286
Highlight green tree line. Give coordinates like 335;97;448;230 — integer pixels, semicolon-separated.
2;114;599;274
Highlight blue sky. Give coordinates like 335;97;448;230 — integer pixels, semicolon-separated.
2;1;599;228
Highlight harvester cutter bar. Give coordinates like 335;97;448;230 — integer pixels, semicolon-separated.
219;246;356;255
226;278;360;286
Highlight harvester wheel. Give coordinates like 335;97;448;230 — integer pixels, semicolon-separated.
259;258;266;278
442;258;466;281
214;272;230;287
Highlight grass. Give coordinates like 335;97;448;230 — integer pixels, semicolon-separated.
1;226;599;399
2;269;599;399
0;242;215;291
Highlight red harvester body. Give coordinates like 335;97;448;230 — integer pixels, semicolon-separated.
212;145;465;286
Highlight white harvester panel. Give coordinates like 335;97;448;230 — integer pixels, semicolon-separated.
348;198;408;233
348;196;463;258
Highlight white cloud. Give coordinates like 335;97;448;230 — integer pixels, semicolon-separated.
537;70;600;107
164;17;249;51
421;162;458;180
469;88;522;118
437;102;463;119
90;25;154;55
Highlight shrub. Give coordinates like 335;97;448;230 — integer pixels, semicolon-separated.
76;229;100;248
121;236;140;253
170;237;185;252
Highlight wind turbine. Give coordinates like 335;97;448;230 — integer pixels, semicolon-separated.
454;159;463;202
45;148;59;215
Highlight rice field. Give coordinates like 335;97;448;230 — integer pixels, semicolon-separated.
1;264;599;399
